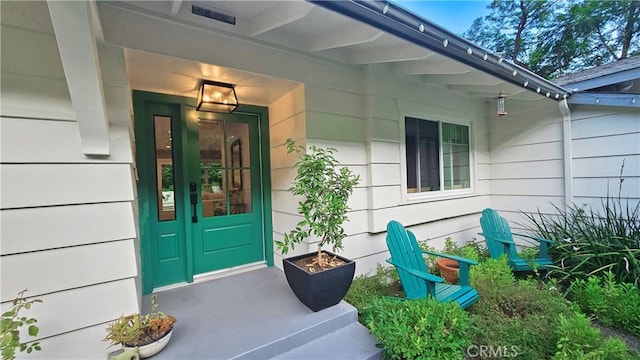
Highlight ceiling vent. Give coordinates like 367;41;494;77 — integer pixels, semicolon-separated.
191;4;236;25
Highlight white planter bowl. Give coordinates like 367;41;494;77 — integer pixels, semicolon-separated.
125;328;173;359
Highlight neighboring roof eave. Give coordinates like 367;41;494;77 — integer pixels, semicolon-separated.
559;68;638;91
308;0;572;101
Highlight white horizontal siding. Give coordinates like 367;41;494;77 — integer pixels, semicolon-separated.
573;155;639;178
569;106;640;204
491;195;565;215
370;195;490;233
1;6;138;359
25;323;112;359
0;72;75;120
370;140;401;163
0;278;138;344
1;202;136;255
1;240;137;301
1;163;134;208
491;159;564;179
573;133;640;158
1;118;132;163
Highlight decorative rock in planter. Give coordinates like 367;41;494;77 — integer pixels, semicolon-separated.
437;258;459;284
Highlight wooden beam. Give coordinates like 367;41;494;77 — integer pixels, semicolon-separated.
249;1;314;36
350;44;433;64
422;71;501;86
309;25;383;52
391;59;470;75
48;1;110;155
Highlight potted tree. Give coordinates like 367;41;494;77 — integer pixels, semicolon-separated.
276;139;360;312
104;296;176;359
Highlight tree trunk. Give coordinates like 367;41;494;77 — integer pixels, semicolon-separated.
620;1;639;59
512;0;528;66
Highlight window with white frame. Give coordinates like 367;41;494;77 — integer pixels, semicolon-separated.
405;116;471;194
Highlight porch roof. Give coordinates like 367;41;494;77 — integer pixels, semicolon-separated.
103;0;571;106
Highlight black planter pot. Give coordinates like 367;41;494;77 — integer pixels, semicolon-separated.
282;251;356;312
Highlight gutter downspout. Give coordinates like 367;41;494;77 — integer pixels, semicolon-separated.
559;99;573;210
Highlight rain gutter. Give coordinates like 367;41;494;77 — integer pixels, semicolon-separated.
309;0;573;101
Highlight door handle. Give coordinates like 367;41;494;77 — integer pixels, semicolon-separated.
190;182;198;223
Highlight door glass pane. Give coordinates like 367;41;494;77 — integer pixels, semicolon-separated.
199;120;252;216
199;120;225;217
154;116;176;221
226;122;251;214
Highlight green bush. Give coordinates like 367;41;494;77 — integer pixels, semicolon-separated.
568;271;640;336
552;312;632;360
524;196;640;284
468;257;576;360
1;290;42;360
442;237;490;262
344;265;403;320
364;297;472;360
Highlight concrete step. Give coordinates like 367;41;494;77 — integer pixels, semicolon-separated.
272;322;382;360
231;302;359;359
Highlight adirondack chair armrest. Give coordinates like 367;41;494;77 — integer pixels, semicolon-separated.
386;259;444;283
512;232;554;244
420;250;479;265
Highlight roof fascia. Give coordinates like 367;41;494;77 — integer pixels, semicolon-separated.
567;93;640;108
562;68;639;91
308;0;571;101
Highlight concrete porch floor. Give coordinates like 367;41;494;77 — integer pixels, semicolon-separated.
140;267;381;359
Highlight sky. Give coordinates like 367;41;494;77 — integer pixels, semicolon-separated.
394;1;492;35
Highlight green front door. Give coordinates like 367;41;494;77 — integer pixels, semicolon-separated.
187;110;264;274
134;91;272;294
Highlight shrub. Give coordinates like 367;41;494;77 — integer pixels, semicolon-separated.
524;196;640;284
468;257;576;360
1;290;42;360
568;271;640;336
344;265;403;320
365;297;472;360
442;237;490;262
552;312;632;360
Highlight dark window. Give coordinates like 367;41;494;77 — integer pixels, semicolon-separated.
405;117;470;193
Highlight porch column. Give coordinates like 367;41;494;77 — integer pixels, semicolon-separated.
47;1;110;156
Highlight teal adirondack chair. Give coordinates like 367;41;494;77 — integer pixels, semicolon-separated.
385;220;479;309
479;208;553;272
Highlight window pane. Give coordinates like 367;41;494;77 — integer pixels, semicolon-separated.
418;119;440;192
154;116;176;221
405;118;418;192
442;123;470;190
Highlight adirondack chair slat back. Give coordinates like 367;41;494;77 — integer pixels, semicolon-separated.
386;221;428;297
480;208;518;258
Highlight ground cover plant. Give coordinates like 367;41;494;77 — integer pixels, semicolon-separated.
364;297;471;360
553;312;632;360
568;271;640;336
467;257;577;360
346;254;638;359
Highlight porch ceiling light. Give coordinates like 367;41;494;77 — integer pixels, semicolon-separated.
196;80;238;113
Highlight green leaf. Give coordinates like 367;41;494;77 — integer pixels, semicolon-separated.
28;325;39;337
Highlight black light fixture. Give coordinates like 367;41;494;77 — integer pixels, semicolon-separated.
196;80;238;113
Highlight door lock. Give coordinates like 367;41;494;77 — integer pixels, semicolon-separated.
190;181;198;223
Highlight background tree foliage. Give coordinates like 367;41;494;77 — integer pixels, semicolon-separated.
464;0;640;78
